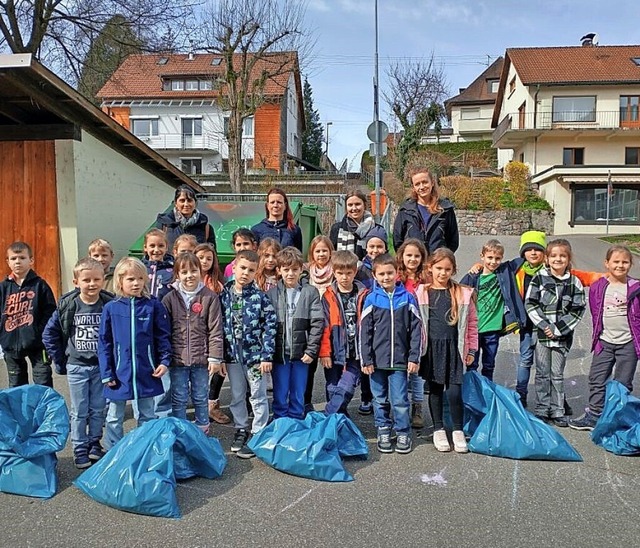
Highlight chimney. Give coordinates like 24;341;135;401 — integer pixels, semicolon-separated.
187;52;195;61
580;33;597;47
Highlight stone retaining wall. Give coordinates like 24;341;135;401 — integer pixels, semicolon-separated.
456;210;555;236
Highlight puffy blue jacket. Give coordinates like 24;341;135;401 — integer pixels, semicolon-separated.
98;296;172;401
251;218;303;251
359;282;423;370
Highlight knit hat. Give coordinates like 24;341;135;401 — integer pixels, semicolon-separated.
519;230;546;257
363;225;388;246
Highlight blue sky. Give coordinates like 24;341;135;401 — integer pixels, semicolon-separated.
304;0;640;170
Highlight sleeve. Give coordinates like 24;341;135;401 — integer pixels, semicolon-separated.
460;272;475;287
304;287;324;359
524;274;552;331
42;310;66;374
571;269;605;288
261;293;277;362
392;210;405;251
98;305;116;383
466;294;479;355
358;295;376;366
556;277;586;336
207;293;224;361
329;222;340;249
408;297;424;363
38;281;57;335
445;209;459;252
319;293;332;359
251;222;264;244
153;300;173;366
293;225;303;252
207;223;217;249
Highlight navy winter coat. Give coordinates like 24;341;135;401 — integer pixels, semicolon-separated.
155;210;217;250
251;218;303;251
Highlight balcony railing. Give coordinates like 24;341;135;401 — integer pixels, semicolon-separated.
135;132;226;151
493;110;640;144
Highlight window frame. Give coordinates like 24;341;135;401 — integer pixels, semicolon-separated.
562;147;585;166
552;95;596;123
570;183;640;226
460;107;481;120
130;117;159;137
180;158;203;175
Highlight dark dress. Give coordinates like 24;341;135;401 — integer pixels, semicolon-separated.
421;288;464;386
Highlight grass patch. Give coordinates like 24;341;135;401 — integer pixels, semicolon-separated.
600;234;640;255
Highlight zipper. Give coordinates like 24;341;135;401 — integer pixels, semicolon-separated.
116;344;121;372
130;298;138;400
388;289;395;368
186;299;191;365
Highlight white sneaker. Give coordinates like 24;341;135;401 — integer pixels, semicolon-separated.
452;430;468;453
433;429;451;452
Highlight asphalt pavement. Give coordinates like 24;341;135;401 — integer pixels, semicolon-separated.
1;234;639;547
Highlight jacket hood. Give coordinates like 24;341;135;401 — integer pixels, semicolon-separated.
6;269;38;285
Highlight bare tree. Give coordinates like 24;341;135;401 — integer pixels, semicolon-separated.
197;0;313;193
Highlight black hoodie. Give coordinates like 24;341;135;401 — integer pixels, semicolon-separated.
155;210;217;250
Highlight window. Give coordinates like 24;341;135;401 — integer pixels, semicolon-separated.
632;57;640;66
200;80;212;90
180;158;202;175
572;185;640;224
620;96;640;125
552;96;596;123
131;118;158;137
518;102;526;129
488;79;499;93
186;80;199;91
460;107;480;120
171;80;184;91
563;148;584;165
519;152;525;163
508;76;516;95
625;147;640;165
243;116;254;136
181;118;202;136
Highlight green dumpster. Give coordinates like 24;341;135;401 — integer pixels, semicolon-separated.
129;201;322;268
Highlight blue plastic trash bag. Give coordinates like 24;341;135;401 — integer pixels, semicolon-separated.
0;385;70;498
462;371;582;461
592;380;640;456
74;418;226;518
248;411;368;482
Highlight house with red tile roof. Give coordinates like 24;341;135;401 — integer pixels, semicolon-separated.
98;51;304;176
492;44;640;234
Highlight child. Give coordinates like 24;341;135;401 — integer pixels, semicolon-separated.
396;237;430;429
162;253;224;433
360;254;423;454
0;241;56;388
460;239;526;382
525;239;586;427
142;228;174;301
42;258;112;468
319;251;368;415
195;243;224;293
267;247;324;420
570;245;640;431
255;238;281;292
219;249;276;458
88;238;116;293
306;235;335;298
355;230;388;291
173;234;198;256
415;248;478;453
224;228;258;280
98;257;171;449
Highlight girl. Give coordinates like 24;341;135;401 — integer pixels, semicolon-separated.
306;235;334;298
224;228;258;280
252;188;303;250
256;238;281;292
142;228;174;301
195;243;224;293
173;234;198;256
161;253;224;433
415;248;478;453
98;257;171;450
570;245;639;431
525;239;586;427
396;238;429;429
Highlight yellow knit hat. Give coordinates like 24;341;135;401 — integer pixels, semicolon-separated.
519;230;546;257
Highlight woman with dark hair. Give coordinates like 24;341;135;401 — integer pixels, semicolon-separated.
392;166;459;254
155;185;217;249
251;188;303;251
329;189;386;261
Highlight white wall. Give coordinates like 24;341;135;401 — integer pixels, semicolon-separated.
451;103;495;141
285;73;300;156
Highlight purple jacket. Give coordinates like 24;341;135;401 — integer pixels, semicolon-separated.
589;276;640;358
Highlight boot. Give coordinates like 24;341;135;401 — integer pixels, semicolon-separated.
411;402;425;429
208;400;231;424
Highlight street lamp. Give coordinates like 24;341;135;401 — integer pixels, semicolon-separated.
325;121;333;159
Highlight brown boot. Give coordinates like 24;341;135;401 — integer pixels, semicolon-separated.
411;402;425;429
208;400;231;424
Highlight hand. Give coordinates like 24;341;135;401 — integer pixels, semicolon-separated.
208;362;218;375
301;353;313;365
320;357;332;369
465;354;475;366
407;361;419;374
543;326;554;338
152;365;168;378
260;361;272;373
468;262;482;274
361;365;374;375
107;380;117;387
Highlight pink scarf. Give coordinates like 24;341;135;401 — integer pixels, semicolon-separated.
308;263;334;297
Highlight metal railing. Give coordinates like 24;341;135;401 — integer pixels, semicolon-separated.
136;132;226;151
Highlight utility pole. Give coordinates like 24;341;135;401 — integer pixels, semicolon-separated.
325;121;333;164
373;0;382;222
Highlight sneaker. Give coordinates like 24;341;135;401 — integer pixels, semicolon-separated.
376;427;393;453
358;401;373;415
452;430;469;453
395;433;413;454
534;414;551;424
550;416;569;428
569;412;599;431
433;429;451;452
236;443;256;459
411;403;425;429
208;400;231;425
88;443;106;462
564;399;573;416
74;451;92;469
231;429;249;452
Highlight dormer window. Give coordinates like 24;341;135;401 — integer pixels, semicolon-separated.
488;79;499;93
157;57;169;66
632;57;640;66
162;78;214;91
211;58;222;66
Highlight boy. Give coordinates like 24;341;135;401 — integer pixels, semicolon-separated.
0;241;56;387
461;239;526;383
355;229;387;291
218;249;276;459
360;254;423;454
224;228;258;280
319;250;368;415
88;238;115;293
43;258;113;468
268;247;324;420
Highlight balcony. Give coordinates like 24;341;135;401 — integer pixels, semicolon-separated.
457;117;493;135
493;111;640;148
135;132;224;152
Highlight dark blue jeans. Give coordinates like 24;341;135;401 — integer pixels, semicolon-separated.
272;358;308;419
369;368;410;434
170;366;209;430
469;331;501;381
324;358;360;414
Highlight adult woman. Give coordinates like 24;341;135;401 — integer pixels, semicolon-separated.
329;189;386;260
155;185;217;250
252;188;303;251
392;166;459;254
